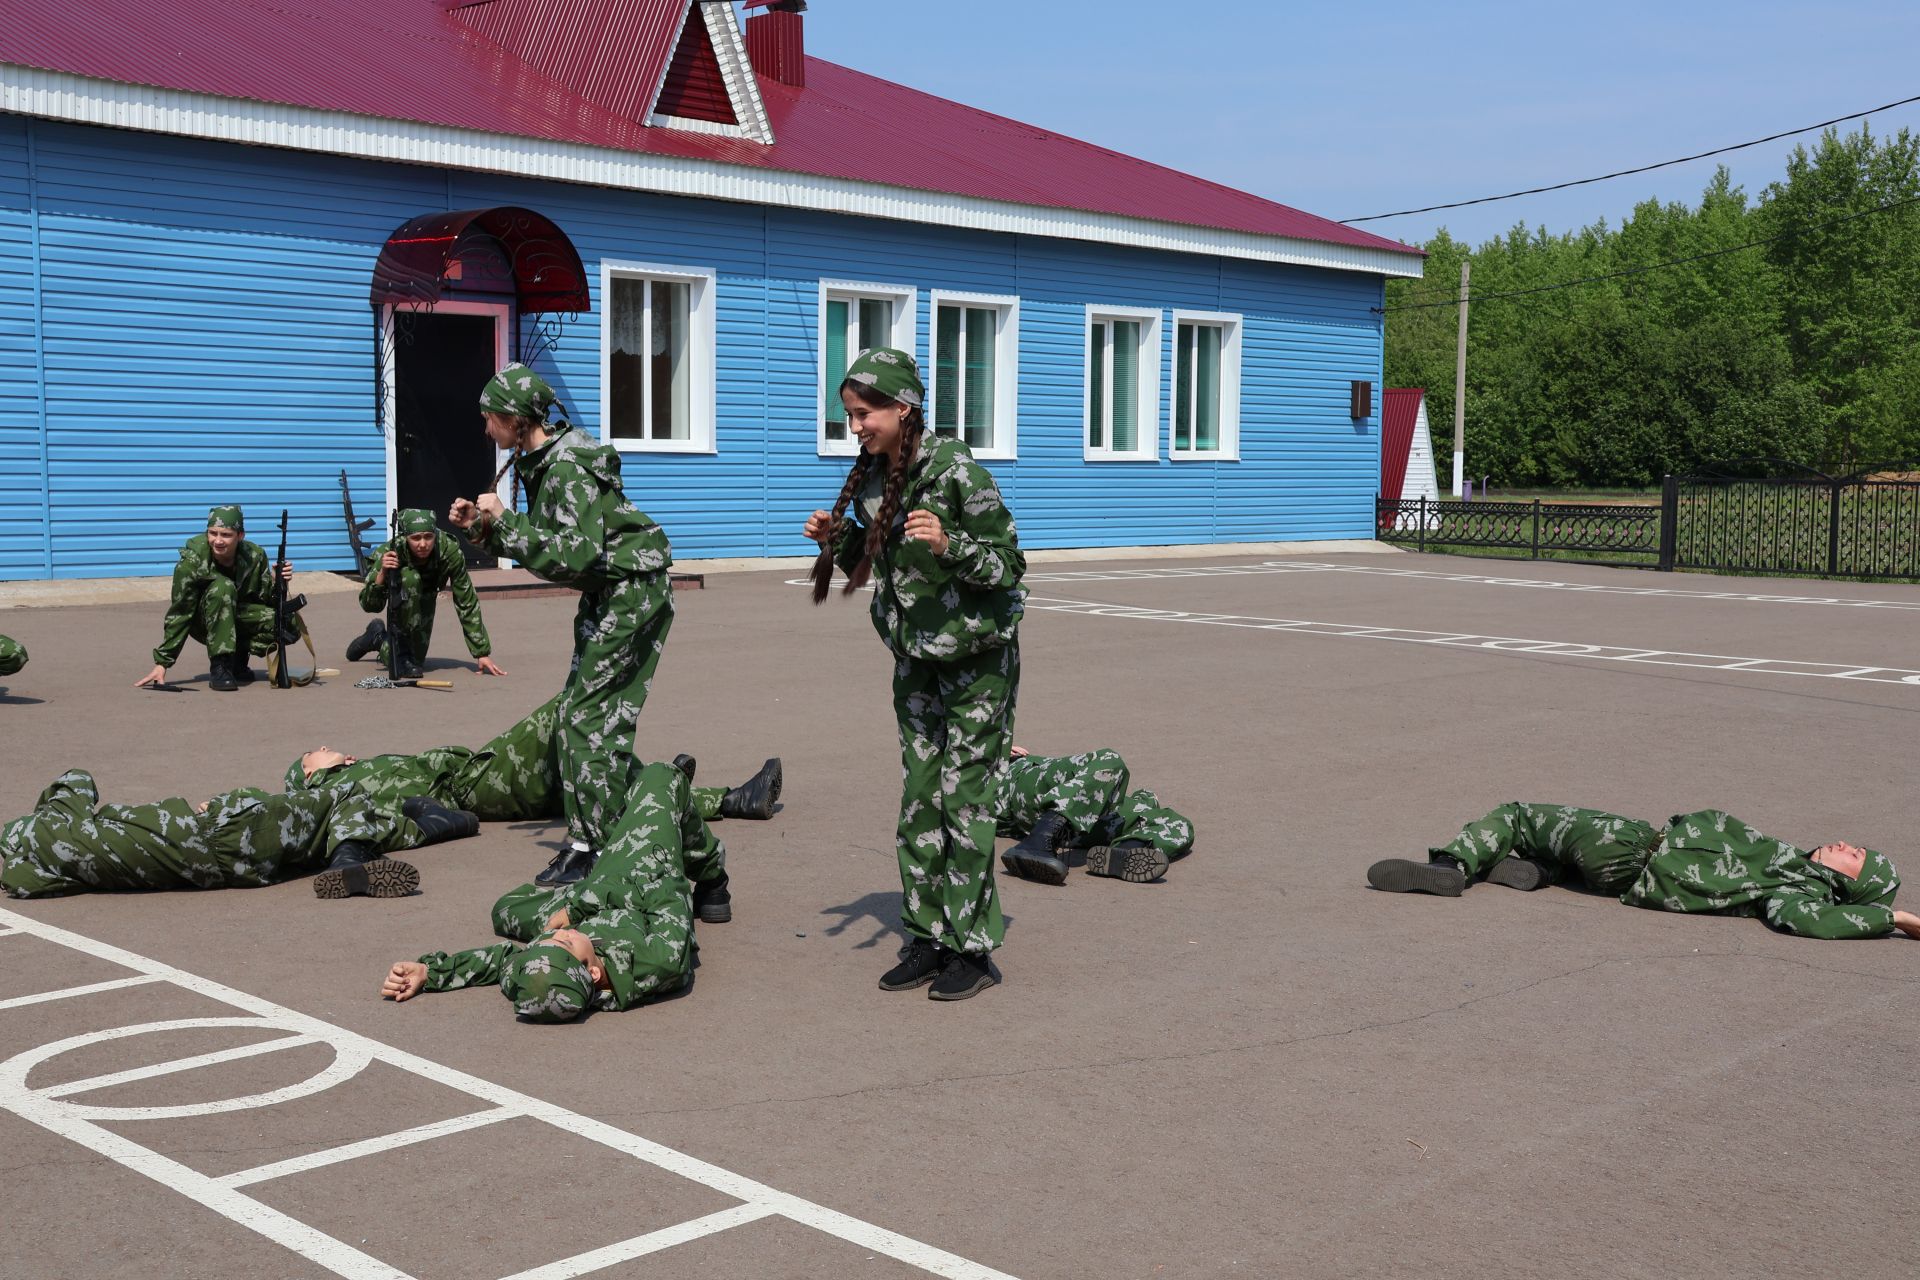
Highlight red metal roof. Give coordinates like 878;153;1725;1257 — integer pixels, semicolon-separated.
1380;387;1425;501
0;0;1419;259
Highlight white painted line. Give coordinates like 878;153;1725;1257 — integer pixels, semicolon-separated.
1259;561;1920;610
41;1033;319;1098
0;974;165;1009
1023;594;1920;689
217;1107;520;1189
498;1203;781;1280
0;909;1022;1280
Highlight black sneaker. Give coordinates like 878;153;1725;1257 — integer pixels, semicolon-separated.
207;654;238;692
1485;857;1553;891
719;758;783;821
692;873;732;924
1084;839;1170;883
535;844;597;887
928;950;997;1001
1366;857;1467;896
314;857;419;899
401;797;481;846
346;620;385;663
878;938;946;992
999;812;1073;886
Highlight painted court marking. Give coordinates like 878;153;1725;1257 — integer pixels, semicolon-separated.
1021;594;1920;688
0;908;1019;1280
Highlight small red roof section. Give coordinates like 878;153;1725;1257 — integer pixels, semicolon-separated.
371;206;590;312
1380;387;1425;502
0;0;1419;259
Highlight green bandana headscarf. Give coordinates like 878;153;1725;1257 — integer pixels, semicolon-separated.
396;509;437;536
206;505;244;533
1840;848;1900;908
842;347;924;409
479;363;559;421
500;942;594;1023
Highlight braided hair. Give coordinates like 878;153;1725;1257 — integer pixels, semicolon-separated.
809;384;926;603
486;410;560;512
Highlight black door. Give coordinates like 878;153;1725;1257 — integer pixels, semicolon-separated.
394;310;502;568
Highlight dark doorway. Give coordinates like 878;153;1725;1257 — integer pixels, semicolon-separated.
394;310;501;568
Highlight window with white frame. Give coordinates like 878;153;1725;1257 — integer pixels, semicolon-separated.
1169;311;1242;460
930;292;1018;458
820;281;917;454
602;261;716;452
1085;306;1161;461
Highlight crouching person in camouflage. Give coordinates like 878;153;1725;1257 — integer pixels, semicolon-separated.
996;746;1194;887
134;505;292;693
1367;803;1920;941
0;769;476;901
345;508;503;679
378;760;703;1021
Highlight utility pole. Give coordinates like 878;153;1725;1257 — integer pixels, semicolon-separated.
1452;259;1469;497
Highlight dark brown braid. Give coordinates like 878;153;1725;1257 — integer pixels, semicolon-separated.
809;390;926;602
487;414;543;512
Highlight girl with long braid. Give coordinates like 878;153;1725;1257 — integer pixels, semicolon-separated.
449;365;696;901
803;348;1025;1000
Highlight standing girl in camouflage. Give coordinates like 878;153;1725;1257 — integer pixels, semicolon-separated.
803;348;1024;1001
449;364;675;888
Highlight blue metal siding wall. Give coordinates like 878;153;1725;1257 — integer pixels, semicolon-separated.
1;120;1390;577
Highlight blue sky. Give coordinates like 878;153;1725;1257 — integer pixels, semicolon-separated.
783;1;1920;253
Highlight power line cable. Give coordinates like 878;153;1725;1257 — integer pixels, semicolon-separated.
1373;190;1920;313
1341;91;1920;224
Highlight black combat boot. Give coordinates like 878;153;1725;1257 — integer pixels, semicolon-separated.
207;653;238;692
719;758;783;821
232;661;257;685
928;950;997;1001
535;842;597;887
401;797;481;846
692;872;732;924
1084;838;1170;884
1366;853;1468;896
1485;856;1555;891
312;840;419;899
671;754;697;784
346;620;385;663
878;938;947;992
999;812;1073;886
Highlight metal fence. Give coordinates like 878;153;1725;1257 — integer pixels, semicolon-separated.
1378;464;1920;580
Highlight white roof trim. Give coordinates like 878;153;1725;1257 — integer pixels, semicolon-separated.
0;65;1424;278
643;0;773;145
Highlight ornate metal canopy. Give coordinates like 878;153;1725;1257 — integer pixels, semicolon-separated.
369;206;589;313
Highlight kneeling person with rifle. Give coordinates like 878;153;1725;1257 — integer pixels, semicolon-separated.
346;509;502;679
136;505;298;692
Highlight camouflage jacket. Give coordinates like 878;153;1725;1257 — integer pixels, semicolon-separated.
832;437;1025;661
473;425;671;590
1621;809;1900;939
356;531;491;657
152;534;275;667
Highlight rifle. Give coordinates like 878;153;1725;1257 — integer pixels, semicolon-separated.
339;470;374;574
384;510;418;681
272;510;292;690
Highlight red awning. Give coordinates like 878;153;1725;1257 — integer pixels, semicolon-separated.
370;206;589;313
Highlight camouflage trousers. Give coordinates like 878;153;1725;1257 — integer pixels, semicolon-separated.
996;749;1194;863
891;642;1019;956
2;770;398;898
0;635;24;677
186;574;278;659
1434;803;1660;895
557;574;675;850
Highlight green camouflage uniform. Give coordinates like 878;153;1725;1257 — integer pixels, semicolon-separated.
2;770;402;899
151;531;278;669
829;353;1024;956
284;695;725;885
356;523;491;668
1435;803;1901;939
997;749;1194;863
413;761;700;1018
468;366;675;853
0;635;25;677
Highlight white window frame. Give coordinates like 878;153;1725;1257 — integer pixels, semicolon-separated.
598;259;718;455
1083;305;1162;462
927;289;1019;461
1167;309;1243;462
817;280;918;457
